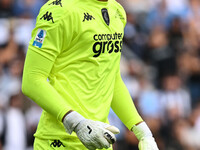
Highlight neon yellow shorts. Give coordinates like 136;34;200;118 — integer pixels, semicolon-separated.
34;137;113;150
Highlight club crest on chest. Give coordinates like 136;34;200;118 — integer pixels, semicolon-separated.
101;8;110;26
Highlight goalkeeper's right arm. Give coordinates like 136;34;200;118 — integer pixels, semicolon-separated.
22;49;71;122
22;50;119;150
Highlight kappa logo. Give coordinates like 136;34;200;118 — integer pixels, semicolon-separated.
49;0;62;7
50;140;65;148
40;11;54;23
83;13;95;22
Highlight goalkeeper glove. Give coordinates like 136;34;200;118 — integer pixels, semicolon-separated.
132;122;159;150
63;111;120;150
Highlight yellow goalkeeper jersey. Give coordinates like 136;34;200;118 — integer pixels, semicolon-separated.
22;0;142;140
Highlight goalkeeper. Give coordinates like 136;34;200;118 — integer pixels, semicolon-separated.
22;0;159;149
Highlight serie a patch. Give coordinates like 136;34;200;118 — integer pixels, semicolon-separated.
32;29;47;48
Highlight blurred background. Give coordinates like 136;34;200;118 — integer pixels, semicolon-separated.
0;0;200;150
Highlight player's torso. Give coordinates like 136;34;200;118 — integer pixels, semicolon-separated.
48;0;126;117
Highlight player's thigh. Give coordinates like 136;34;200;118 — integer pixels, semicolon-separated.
34;138;113;150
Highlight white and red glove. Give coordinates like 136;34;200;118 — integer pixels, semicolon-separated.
63;111;120;150
132;122;159;150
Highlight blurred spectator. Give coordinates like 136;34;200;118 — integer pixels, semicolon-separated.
168;17;185;54
192;103;200;131
25;102;42;148
186;0;200;34
13;19;35;52
172;117;200;150
4;92;27;150
0;63;8;108
0;19;11;46
159;73;192;149
160;73;191;123
0;26;18;66
144;26;177;86
124;12;137;50
12;0;46;18
121;59;142;100
138;76;161;120
178;51;200;106
124;12;148;59
0;0;14;18
0;53;24;108
165;0;188;17
166;118;189;150
145;0;173;31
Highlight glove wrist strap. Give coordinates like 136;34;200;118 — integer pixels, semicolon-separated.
131;122;153;140
63;111;85;134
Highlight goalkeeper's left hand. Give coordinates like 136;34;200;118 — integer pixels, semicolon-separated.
132;122;159;150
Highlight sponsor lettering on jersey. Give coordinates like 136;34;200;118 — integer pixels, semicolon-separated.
92;32;123;57
40;11;54;23
32;29;47;48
